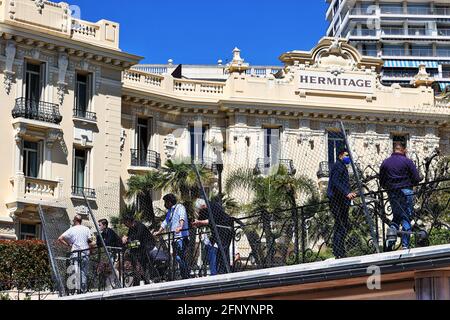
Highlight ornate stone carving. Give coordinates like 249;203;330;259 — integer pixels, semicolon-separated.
163;134;177;160
9;0;16;20
4;41;16;95
34;0;45;13
57;54;69;105
13;123;27;144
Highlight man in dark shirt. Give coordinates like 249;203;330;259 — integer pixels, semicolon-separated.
327;149;357;259
122;215;156;285
97;219;121;248
380;142;422;250
193;199;234;275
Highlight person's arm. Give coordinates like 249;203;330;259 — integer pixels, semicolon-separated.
332;164;352;197
58;230;71;248
58;234;71;248
175;206;188;233
192;219;209;228
408;160;422;185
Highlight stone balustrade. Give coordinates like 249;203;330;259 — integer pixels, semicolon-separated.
0;0;120;49
10;173;63;202
124;70;225;96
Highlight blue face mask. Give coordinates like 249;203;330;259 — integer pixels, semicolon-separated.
342;156;352;166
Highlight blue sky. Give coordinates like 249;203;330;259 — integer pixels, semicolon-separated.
69;0;329;65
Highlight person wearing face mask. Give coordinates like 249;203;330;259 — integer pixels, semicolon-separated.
327;149;358;259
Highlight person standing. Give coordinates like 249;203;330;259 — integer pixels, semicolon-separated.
327;149;357;259
380;142;422;250
58;215;93;293
122;215;156;285
193;198;234;275
154;194;190;279
97;219;121;248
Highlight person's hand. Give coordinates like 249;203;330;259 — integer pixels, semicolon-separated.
175;227;183;233
192;220;200;228
347;193;358;200
153;231;161;237
122;236;128;244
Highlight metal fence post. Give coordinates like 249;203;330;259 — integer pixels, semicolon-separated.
339;121;380;253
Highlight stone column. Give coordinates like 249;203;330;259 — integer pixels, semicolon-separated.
415;269;450;300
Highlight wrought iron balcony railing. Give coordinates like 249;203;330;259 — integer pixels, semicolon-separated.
130;149;161;169
73;108;97;122
254;158;296;176
317;161;363;179
12;98;62;125
71;186;96;199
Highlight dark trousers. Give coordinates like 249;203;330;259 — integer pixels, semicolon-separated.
216;239;231;275
173;237;190;279
330;197;350;259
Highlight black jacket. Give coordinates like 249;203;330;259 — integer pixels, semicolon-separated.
327;160;351;203
96;228;122;248
198;201;234;247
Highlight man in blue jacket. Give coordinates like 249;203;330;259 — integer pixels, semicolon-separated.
327;149;357;259
380;142;422;250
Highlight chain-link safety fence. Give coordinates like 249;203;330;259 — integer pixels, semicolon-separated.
38;121;450;297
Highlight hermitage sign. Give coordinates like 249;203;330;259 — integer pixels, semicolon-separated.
299;70;375;94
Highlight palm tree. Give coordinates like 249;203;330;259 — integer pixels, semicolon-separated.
159;159;215;202
126;171;163;226
225;164;318;267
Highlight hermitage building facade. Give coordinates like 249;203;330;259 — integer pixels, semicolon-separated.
0;0;449;240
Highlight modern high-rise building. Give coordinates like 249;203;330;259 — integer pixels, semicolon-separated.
326;0;450;89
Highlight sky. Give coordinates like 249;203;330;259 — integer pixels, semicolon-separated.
69;0;329;66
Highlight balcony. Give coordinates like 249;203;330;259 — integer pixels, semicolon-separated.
8;173;64;208
130;149;161;170
254;158;296;176
195;157;219;174
349;29;377;37
73;108;97;122
12;98;62;125
71;186;96;199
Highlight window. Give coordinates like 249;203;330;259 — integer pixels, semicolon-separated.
328;131;346;164
20;223;39;240
74;73;92;117
263;127;281;167
73;148;88;192
392;134;409;152
23;141;40;178
190;124;207;162
24;61;45;103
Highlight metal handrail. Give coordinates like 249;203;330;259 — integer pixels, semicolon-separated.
130;149;161;169
12;98;62;125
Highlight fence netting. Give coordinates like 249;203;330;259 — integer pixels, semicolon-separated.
40;122;449;297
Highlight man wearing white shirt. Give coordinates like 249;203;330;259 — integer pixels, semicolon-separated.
58;215;93;292
154;194;190;279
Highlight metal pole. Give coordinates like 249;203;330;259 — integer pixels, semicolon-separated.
339;121;380;253
192;163;232;274
38;205;66;297
81;191;122;289
300;207;307;264
294;209;299;264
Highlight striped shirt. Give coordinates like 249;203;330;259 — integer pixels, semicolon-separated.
61;225;92;253
161;204;189;239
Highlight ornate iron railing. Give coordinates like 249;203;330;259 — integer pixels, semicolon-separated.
73;108;97;121
130;149;161;169
71;186;96;199
254;158;296;175
12;98;62;124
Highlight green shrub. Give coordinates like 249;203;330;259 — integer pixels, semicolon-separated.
0;241;52;292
